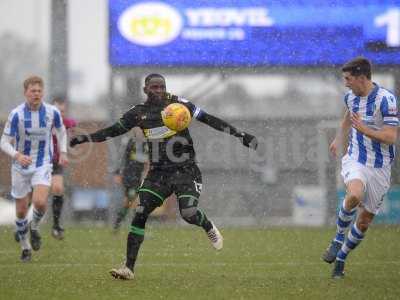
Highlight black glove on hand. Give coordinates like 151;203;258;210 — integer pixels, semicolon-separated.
235;132;258;150
70;135;89;148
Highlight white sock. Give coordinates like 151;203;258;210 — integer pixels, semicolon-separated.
16;217;31;250
31;208;45;230
20;235;31;250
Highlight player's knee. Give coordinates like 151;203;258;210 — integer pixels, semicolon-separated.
180;207;197;224
346;193;362;207
34;202;47;212
52;185;64;195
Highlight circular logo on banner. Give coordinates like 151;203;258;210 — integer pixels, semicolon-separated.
118;2;183;47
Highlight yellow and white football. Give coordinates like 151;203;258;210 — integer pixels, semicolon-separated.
161;103;192;132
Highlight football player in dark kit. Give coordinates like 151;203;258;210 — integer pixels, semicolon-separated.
70;74;258;280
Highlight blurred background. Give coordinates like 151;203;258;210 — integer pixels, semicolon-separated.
1;0;400;227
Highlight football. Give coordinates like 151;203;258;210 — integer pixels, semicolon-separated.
161;103;192;131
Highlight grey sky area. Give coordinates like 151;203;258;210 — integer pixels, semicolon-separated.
0;0;108;103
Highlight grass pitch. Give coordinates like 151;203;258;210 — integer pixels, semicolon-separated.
0;224;399;300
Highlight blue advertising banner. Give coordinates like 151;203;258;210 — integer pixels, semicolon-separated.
109;0;400;67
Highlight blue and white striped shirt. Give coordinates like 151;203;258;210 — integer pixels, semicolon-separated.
3;102;63;171
345;83;399;168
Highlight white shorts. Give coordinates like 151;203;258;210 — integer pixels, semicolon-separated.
341;155;391;215
11;165;52;199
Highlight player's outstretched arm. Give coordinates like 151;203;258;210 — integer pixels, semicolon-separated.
70;122;129;147
196;111;258;150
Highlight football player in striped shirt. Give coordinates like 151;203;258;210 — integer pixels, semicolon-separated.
0;76;68;262
322;57;398;278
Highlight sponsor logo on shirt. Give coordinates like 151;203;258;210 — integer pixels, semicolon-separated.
143;126;176;139
25;128;47;137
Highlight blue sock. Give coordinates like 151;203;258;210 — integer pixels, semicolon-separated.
16;217;30;249
16;217;28;239
334;203;356;244
337;223;364;261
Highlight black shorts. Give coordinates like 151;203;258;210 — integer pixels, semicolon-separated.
139;163;202;205
52;162;64;175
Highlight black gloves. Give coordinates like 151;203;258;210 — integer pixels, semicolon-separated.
70;135;89;147
234;132;258;150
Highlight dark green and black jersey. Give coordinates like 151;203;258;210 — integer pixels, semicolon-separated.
118;96;202;168
86;94;250;168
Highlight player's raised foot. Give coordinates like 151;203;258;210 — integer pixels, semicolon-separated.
207;222;223;250
51;225;65;240
110;266;135;280
29;223;42;251
331;260;345;279
20;249;32;263
322;240;342;264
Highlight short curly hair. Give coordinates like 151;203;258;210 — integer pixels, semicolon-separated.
144;73;165;86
